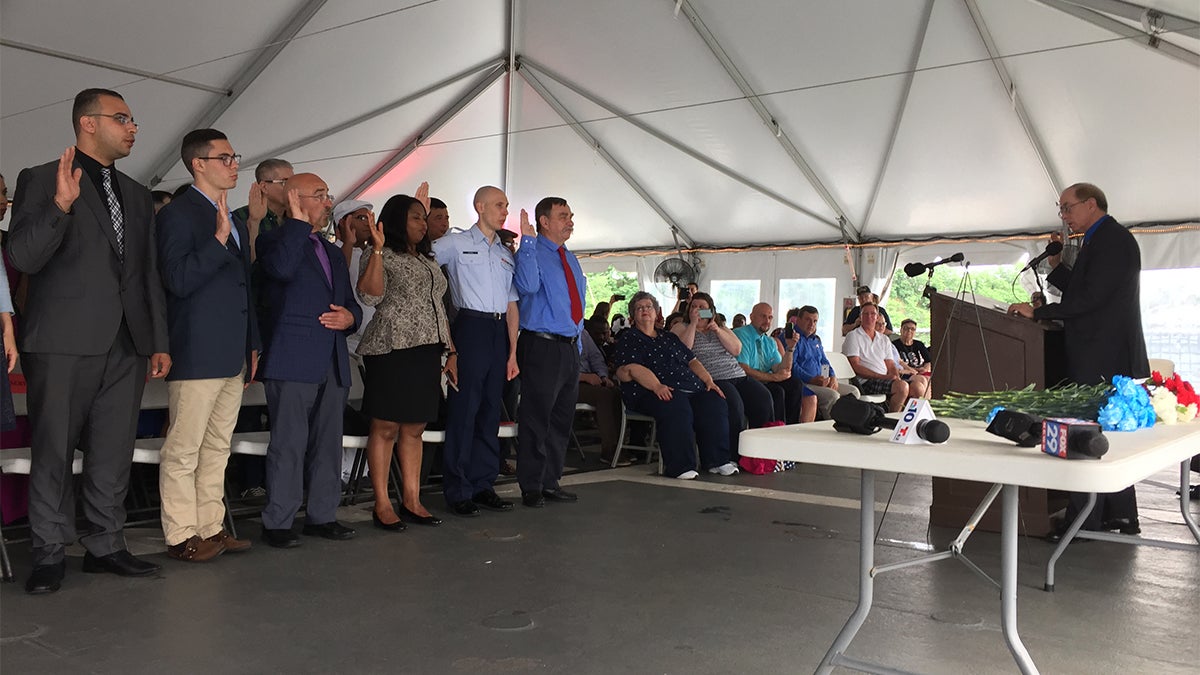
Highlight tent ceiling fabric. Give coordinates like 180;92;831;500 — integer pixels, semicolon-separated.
2;0;1197;253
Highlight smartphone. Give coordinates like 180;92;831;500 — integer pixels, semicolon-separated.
783;323;795;340
698;309;714;319
612;294;626;301
678;288;691;301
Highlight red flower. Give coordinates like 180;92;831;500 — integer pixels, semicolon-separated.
1152;371;1166;386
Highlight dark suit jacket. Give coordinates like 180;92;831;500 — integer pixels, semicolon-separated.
1034;216;1149;385
157;187;261;380
7;157;168;356
256;219;361;387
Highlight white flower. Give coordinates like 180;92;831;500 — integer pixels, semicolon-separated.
1150;388;1179;425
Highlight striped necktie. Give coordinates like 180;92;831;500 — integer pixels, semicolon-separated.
100;167;125;259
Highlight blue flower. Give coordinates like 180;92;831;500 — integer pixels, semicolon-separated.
1098;376;1156;432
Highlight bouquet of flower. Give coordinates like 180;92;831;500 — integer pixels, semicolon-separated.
1144;371;1199;425
931;371;1199;431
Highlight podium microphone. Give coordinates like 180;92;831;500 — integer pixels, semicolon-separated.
904;252;965;277
1019;241;1063;273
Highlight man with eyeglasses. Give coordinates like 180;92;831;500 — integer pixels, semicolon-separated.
9;88;171;594
232;159;294;262
155;128;259;562
255;173;362;548
1009;183;1149;539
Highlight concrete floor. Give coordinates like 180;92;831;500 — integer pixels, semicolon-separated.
2;449;1198;674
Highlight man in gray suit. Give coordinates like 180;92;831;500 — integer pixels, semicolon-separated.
8;88;171;594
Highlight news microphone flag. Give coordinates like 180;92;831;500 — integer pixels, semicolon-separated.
889;399;945;445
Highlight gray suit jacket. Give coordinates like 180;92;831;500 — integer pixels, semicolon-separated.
7;157;169;356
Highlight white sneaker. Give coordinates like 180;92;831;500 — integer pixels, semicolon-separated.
675;470;699;480
708;462;739;476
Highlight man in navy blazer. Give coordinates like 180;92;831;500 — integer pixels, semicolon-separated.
255;172;361;548
156;129;261;562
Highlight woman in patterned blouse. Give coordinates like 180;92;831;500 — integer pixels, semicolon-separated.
356;191;455;529
612;292;737;479
671;292;773;459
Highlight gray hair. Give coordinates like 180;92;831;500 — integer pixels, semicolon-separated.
627;291;659;317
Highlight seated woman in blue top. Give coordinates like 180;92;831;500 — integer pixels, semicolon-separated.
612;292;737;479
671;292;774;460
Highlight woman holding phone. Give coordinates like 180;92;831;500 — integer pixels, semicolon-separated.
672;292;773;459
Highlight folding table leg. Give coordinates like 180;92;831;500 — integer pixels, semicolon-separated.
1180;461;1200;543
1044;492;1097;591
1001;484;1039;674
817;468;876;674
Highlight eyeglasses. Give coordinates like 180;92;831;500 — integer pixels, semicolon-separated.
260;178;288;186
87;112;139;130
198;154;242;167
1057;200;1086;215
299;192;334;202
632;303;656;313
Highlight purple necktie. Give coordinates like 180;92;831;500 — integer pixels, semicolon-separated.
309;233;333;286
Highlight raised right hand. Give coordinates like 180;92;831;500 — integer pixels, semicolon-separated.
520;208;536;238
54;147;82;213
286;188;306;225
367;210;384;250
215;191;232;242
247;181;268;224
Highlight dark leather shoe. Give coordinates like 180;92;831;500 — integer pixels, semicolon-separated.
451;500;480;517
82;550;160;577
1104;518;1141;535
542;488;578;503
25;561;65;594
261;527;301;548
472;490;514;511
522;491;545;508
398;504;442;526
372;511;407;532
302;521;356;540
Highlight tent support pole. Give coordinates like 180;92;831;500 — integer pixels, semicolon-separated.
674;0;855;241
0;40;230;95
859;0;935;240
500;0;519;192
964;0;1065;198
1032;0;1199;68
144;0;329;186
519;67;696;249
520;57;841;234
342;66;507;200
239;59;505;172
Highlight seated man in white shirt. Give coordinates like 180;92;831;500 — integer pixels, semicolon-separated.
841;303;908;412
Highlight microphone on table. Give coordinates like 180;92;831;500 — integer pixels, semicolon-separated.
986;410;1109;459
830;396;951;443
904;252;965;278
1019;241;1063;274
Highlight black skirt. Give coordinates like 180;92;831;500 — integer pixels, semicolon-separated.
361;343;444;423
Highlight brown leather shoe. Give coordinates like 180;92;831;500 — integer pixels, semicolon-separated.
205;529;252;553
167;535;225;562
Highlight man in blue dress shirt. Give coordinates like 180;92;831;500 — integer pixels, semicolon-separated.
432;186;520;517
513;198;586;508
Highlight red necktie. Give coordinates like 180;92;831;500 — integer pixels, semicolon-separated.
559;246;583;325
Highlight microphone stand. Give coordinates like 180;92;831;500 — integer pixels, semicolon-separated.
928;260;998;393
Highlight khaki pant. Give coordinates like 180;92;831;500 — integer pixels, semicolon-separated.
159;369;245;546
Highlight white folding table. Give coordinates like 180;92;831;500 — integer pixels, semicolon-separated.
740;418;1200;675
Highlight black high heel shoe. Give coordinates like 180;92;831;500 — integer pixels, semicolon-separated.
398;504;442;527
372;511;407;532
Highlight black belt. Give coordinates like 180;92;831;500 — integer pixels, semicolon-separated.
459;308;505;320
526;331;578;345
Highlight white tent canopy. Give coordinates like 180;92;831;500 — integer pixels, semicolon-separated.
3;0;1198;254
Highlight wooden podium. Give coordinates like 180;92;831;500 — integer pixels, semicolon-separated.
927;291;1068;535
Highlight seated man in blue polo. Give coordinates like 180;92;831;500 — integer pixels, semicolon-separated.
784;305;858;420
841;302;909;412
733;302;816;424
